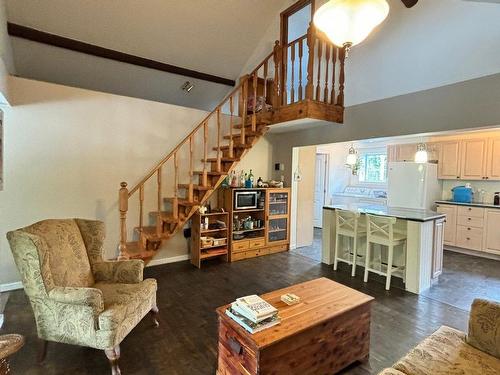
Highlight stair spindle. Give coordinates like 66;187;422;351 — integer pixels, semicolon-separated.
290;43;295;103
188;136;194;202
172;153;179;219
252;72;257;132
156;166;162;236
263;59;268;112
118;182;129;259
337;46;346;107
139;184;144;230
316;40;322;101
305;25;315;100
282;44;288;106
324;44;330;103
240;79;247;145
216;108;222;172
298;39;303;101
229;96;234;158
202;121;208;187
331;45;337;105
273;40;281;109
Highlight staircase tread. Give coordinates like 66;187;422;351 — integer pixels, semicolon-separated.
202;157;240;162
164;197;201;206
223;131;263;139
178;183;213;191
124;242;157;260
135;226;162;239
149;211;182;223
233;123;270;129
194;170;227;176
213;144;251;151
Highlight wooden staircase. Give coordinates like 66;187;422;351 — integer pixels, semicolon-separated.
117;25;346;261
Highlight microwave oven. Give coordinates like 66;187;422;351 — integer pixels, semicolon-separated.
234;191;259;210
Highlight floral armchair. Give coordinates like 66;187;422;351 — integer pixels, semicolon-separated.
6;219;159;375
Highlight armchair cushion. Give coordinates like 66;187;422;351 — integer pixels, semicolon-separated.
48;286;104;311
95;279;157;331
24;219;94;287
467;298;500;359
92;260;144;284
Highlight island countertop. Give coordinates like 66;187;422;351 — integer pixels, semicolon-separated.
323;204;445;222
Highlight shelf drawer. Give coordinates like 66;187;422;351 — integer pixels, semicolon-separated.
231;251;248;261
268;244;288;254
457;215;484;228
457;206;484;218
456;226;483;251
456;225;483;238
248;238;265;249
232;240;249;253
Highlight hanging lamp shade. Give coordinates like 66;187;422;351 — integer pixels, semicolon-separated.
414;143;428;163
313;0;389;48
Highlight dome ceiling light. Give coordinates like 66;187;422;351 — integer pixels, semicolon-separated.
313;0;390;51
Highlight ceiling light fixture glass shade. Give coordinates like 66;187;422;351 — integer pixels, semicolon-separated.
313;0;390;48
414;143;429;163
346;145;358;165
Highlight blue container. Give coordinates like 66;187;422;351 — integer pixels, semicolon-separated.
452;186;473;203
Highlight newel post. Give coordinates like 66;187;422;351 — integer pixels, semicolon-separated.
305;23;315;100
118;181;129;260
272;40;281;109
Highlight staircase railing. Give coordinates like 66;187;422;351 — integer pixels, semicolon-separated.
118;50;276;258
117;24;346;259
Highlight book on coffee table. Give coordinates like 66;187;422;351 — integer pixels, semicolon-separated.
234;295;278;322
225;307;280;334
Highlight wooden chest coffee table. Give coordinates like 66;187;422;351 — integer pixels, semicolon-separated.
216;277;374;375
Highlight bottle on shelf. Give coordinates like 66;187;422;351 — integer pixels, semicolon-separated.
257;177;263;187
239;171;245;187
248;169;254;187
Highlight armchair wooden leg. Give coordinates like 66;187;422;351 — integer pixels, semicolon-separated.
37;339;48;364
104;346;121;375
150;304;160;327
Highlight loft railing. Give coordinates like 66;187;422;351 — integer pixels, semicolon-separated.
117;24;345;258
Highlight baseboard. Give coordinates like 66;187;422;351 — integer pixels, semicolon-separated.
444;246;500;261
146;254;190;267
0;281;23;292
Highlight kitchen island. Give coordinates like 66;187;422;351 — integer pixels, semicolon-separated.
322;204;446;294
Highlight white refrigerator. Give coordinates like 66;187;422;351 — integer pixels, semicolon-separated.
387;162;441;210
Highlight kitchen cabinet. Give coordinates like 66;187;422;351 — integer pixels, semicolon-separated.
460;138;488;180
483;209;500;255
432;217;445;279
395;144;417;162
486;137;500;180
436;204;457;246
438;141;461;179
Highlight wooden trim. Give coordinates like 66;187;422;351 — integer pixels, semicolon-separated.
280;0;315;46
7;22;236;87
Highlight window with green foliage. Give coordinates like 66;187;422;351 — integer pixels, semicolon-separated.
358;152;387;184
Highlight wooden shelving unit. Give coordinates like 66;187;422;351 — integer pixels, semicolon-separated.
220;187;291;262
191;211;229;268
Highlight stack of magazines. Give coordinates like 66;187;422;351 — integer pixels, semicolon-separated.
225;295;281;334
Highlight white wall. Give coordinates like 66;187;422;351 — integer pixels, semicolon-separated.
0;77;273;285
241;0;500;107
0;0;15;104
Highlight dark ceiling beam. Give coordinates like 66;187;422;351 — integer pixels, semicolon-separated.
7;22;236;87
401;0;418;8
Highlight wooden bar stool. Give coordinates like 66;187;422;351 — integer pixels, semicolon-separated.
334;209;366;276
364;214;407;290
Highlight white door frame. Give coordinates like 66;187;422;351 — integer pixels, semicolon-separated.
313;153;329;228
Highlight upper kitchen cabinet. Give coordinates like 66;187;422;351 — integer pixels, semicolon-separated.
486;137;500;180
460;138;488;180
438;141;461;179
395;144;417;162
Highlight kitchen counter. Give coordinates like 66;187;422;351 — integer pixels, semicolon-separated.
322;205;446;295
436;200;500;209
323;204;445;222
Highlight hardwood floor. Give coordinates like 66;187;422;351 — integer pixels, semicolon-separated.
0;250;472;375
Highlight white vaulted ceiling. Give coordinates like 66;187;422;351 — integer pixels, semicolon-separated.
5;0;289;109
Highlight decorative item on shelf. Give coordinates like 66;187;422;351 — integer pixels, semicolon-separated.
314;0;389;53
230;171;238;187
414;142;428;163
247;169;255;188
201;236;214;248
239;171;245;187
199;206;208;215
222;175;229;188
268;180;284;188
257;177;263;187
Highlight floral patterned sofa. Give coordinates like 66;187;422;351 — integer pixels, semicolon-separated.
378;299;500;375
